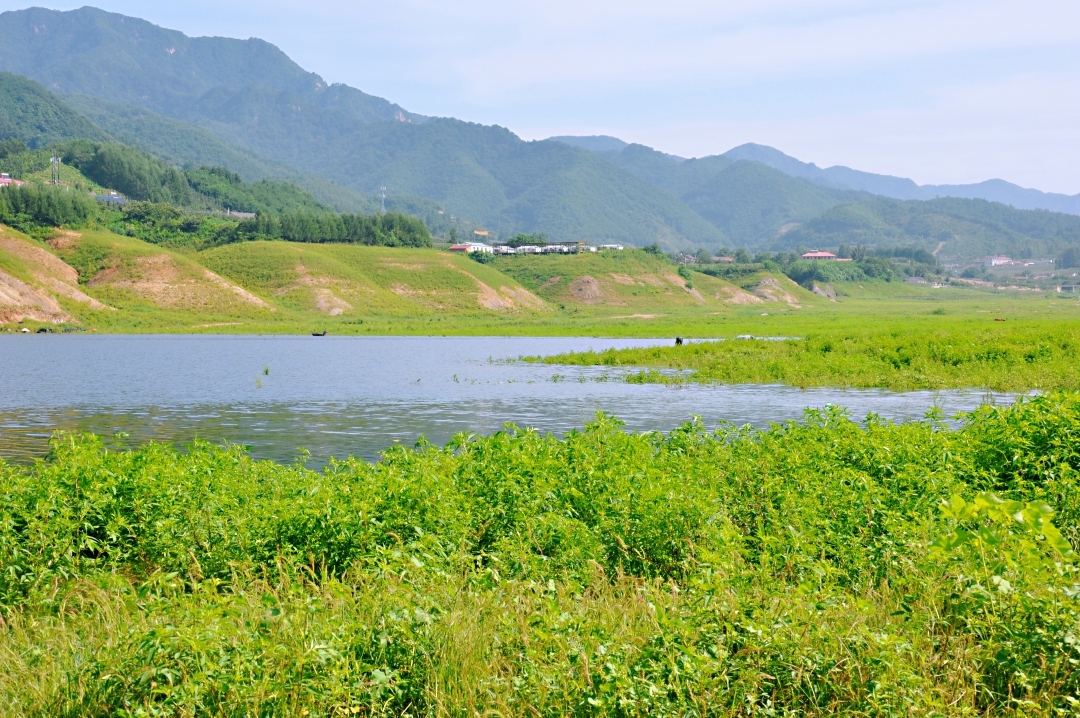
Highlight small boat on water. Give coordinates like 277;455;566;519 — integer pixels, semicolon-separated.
312;330;327;336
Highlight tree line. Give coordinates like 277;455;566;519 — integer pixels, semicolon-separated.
234;211;431;247
0;183;97;232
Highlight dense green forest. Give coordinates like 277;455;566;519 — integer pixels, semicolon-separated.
0;71;107;147
107;202;431;249
0;139;333;215
62;93;377;213
0;182;97;233
234;209;431;247
0;138;431;249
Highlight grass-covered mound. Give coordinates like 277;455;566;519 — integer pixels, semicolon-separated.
1;393;1079;715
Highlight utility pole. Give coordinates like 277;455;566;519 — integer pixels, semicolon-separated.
380;186;387;214
50;152;61;184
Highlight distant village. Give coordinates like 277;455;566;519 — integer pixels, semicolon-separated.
448;230;624;255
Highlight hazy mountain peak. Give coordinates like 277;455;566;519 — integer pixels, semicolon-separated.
0;6;420;124
547;135;629;153
722;142;1080;214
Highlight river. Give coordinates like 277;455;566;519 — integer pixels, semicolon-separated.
0;335;1006;465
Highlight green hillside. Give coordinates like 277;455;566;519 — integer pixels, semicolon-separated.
684;161;865;243
62;94;376;213
177;93;727;248
184;166;330;215
0;71;108;147
779;196;1080;258
601;143;733;197
0;139;335;220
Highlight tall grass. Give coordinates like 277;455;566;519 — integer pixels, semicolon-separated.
540;325;1080;391
1;393;1079;715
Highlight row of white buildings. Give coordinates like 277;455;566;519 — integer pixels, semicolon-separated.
448;241;625;255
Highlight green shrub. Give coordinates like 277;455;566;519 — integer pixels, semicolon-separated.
1;394;1079;714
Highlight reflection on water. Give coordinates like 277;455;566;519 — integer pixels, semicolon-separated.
0;335;1008;465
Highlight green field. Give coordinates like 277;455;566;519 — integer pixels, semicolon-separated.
2;393;1078;715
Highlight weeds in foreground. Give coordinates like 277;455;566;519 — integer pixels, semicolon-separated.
1;393;1079;715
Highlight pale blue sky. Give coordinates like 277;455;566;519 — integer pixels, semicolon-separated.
11;0;1080;193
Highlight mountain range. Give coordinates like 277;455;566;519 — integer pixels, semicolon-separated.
552;136;1080;216
0;5;1078;258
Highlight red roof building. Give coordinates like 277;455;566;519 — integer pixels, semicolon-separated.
801;251;836;260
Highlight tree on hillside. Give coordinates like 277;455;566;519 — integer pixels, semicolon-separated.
1057;247;1080;269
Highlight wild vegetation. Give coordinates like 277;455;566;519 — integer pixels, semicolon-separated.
542;324;1080;392
0;183;98;237
1;392;1078;714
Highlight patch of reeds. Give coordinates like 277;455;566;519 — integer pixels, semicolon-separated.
540;325;1080;391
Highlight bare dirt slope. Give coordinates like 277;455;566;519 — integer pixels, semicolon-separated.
48;231;276;315
0;227;114;324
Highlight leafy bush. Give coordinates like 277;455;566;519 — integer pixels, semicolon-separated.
1;394;1079;714
781;258;889;285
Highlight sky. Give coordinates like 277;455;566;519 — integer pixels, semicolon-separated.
11;0;1080;194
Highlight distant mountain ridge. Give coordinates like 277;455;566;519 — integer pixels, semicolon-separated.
722;143;1080;215
550;137;1080;217
2;6;1079;258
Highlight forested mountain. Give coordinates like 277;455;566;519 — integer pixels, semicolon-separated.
777;197;1080;259
2;6;1078;255
547;135;631;153
682;162;867;243
722;143;1080;215
553;136;1080;218
589;143;864;241
0;71;108;147
62;94;374;213
0;6;417;125
0;6;725;249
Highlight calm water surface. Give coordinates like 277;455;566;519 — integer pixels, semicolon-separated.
0;335;1007;464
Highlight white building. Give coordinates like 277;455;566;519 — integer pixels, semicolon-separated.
600;244;624;251
448;242;494;254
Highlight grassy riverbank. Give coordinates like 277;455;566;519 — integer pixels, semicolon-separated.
1;392;1079;715
4;223;1080;340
